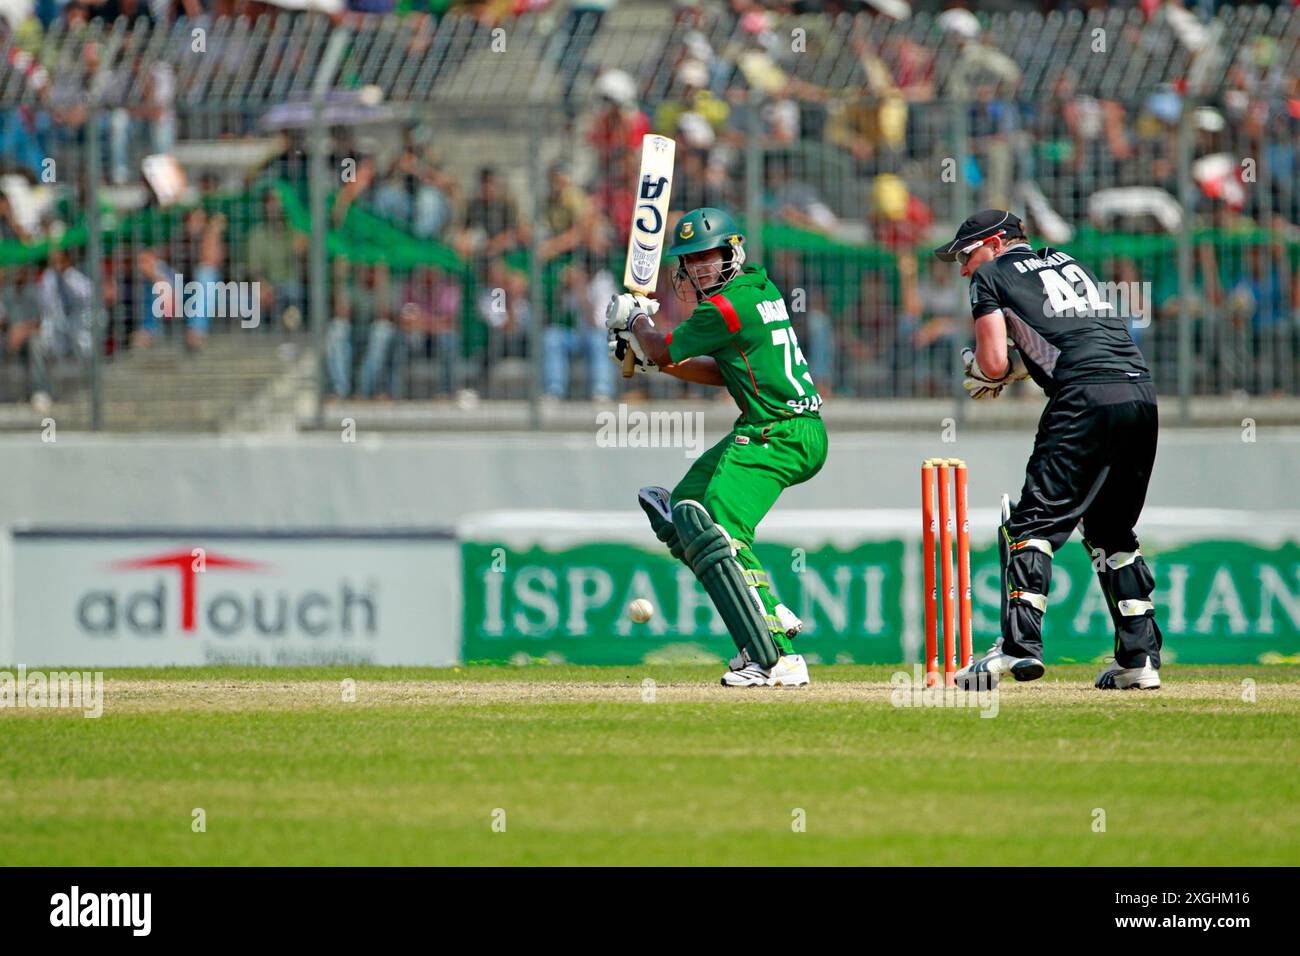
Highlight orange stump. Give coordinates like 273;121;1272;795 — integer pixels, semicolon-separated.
922;457;973;687
921;460;939;688
936;462;956;687
953;459;973;671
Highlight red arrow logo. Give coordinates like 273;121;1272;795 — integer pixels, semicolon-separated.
112;549;265;633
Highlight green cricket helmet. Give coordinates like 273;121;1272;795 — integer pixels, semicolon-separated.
667;207;746;300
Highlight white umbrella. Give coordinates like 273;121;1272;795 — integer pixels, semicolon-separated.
0;0;34;31
1088;188;1183;234
257;0;344;13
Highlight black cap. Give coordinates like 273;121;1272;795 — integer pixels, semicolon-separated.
933;210;1024;261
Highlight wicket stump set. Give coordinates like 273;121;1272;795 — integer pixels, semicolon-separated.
921;458;973;687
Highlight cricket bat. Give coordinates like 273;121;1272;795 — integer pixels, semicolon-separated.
621;134;676;378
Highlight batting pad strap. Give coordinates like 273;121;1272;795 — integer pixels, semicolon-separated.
1105;550;1142;570
1117;599;1154;617
1009;538;1054;557
742;568;771;590
1008;589;1048;612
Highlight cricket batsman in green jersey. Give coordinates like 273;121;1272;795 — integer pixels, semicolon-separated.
605;207;828;687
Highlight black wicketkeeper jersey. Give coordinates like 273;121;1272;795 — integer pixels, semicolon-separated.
968;245;1150;396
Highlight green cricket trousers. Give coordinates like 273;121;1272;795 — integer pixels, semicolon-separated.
671;416;828;654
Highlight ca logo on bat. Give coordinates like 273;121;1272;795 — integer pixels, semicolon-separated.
629;175;670;286
634;175;669;235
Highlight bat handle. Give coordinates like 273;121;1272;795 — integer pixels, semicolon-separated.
621;307;646;378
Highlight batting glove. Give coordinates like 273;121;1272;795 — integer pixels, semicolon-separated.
604;293;659;332
608;329;656;373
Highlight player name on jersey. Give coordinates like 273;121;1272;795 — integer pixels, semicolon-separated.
757;298;792;325
1007;250;1076;274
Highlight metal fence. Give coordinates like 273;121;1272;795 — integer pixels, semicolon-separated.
1;5;1298;429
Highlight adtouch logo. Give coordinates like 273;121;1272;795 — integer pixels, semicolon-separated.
111;549;262;633
76;546;379;640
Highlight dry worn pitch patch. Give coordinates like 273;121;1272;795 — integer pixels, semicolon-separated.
87;673;1300;711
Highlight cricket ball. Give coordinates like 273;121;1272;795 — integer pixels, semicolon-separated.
628;599;655;624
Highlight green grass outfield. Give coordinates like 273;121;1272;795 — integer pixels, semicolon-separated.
2;664;1297;866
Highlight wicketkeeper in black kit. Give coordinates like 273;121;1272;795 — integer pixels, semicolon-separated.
935;211;1163;690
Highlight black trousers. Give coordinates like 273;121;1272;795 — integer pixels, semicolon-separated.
1001;380;1163;668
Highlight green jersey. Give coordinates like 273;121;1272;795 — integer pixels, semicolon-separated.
666;266;824;424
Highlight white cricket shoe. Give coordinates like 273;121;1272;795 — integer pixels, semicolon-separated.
766;654;809;687
720;654;810;688
953;637;1045;690
721;660;769;686
1095;659;1161;690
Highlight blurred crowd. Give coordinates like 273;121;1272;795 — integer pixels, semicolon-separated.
3;0;1192;36
2;0;565;32
1;0;1298;407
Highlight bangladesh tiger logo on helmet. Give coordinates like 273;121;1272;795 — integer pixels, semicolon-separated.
667;207;746;301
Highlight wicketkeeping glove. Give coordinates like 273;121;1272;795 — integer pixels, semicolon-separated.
962;347;1011;400
1006;344;1031;382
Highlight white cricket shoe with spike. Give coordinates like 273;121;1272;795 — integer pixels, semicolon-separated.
721;659;770;686
765;654;810;687
953;637;1045;690
721;653;809;688
1095;659;1161;690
